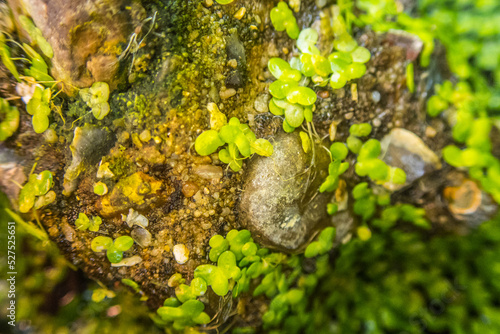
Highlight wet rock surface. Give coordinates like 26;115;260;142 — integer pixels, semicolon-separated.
239;131;332;251
0;0;471;311
7;0;145;92
380;128;442;190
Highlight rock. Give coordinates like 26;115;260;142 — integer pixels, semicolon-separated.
380;128;441;191
131;226;152;247
8;0;146;93
193;165;223;180
254;94;269;113
111;255;142;267
123;208;149;228
182;181;199;197
100;171;164;216
239;131;332;251
173;244;189;264
385;30;424;62
219;88;237;100
63;125;115;196
225;32;246;67
444;177;498;227
225;71;244;89
0;145;26;207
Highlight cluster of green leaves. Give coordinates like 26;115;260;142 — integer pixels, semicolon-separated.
352;182;390;222
1;32;54;83
157;298;210;330
357;0;500;205
91;235;134;263
18;15;53;59
22;43;54;84
195;117;273;172
348;123;407;185
425;80;500;203
270;2;300;39
266;5;372;134
418;0;500;109
0;97;19;141
319;142;349;194
27;86;52;133
75;212;102;232
268;57;317;132
0;32;20;81
1;31;55;134
304;227;336;258
289;19;370;90
352;182;430;242
91;288;115;303
18;170;55;213
373;203;431;230
201;230;283;299
157;271;211;329
157;227;346;332
427;80;473;117
79;82;111;120
259;254;332;331
306;218;500;333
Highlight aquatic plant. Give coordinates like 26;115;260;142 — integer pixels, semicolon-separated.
0;97;19;141
27;86;52;133
91;235;134;263
195;117;273;172
18;15;53;58
270;2;300;39
79;82;111;120
304;227;336;258
75;213;102;232
18;170;54;213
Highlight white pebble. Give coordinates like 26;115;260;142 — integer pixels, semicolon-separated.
173;244;190;264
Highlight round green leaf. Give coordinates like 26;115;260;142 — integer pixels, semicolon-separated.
114;235;134;252
284;104;304;128
195;130;224;156
351;46;371;63
268;58;291;80
91;236;113;252
286;86;317;106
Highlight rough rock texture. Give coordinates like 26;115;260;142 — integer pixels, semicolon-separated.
0;0;479;311
63;125;115;195
7;0;146;93
380;128;442;190
239;131;332;251
0;145;26;209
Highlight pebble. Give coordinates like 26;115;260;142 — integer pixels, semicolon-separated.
219;88;237;100
111;255;143;267
425;126;437;138
372;91;381;103
254;94;269;113
318;91;330;99
182;181;199;197
124;208;149;228
173;244;190;264
227;59;238;68
131;227;152;247
234;7;246;20
344;112;354;120
193;164;223;179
